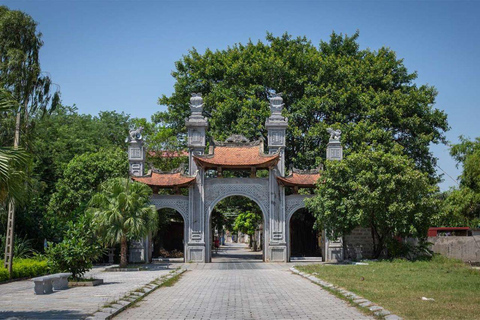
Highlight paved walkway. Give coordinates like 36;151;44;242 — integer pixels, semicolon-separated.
0;264;174;319
115;243;371;320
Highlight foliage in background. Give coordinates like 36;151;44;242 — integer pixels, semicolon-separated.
0;257;47;282
306;145;438;258
46;213;103;280
0;234;37;259
131;117;187;172
46;147;128;238
233;211;262;247
435;136;480;228
156;31;448;178
88;178;158;268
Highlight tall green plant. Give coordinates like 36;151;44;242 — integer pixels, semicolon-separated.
46;213;103;280
88;178;158;268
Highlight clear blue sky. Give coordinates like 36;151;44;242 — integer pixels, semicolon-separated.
3;0;480;191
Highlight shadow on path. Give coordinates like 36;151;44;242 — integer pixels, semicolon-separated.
0;310;89;319
212;242;262;263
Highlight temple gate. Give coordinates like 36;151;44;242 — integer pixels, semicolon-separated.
127;94;344;263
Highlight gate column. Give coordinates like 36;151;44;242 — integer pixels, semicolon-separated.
265;94;288;261
185;94;208;262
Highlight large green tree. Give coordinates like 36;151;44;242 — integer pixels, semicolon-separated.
88;178;158;268
0;5;58;272
435;137;480;227
306;145;438;258
156;32;448;177
46;147;128;237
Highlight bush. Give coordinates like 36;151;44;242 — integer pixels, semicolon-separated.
0;234;38;259
46;213;104;280
0;258;48;282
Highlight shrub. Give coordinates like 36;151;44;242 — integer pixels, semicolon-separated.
0;258;48;282
46;213;104;280
0;234;38;259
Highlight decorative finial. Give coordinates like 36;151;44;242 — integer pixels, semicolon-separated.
190;93;204;114
126;126;144;143
268;93;284;115
327;128;342;141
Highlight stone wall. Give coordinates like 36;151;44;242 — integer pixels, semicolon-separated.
428;236;480;263
343;227;374;260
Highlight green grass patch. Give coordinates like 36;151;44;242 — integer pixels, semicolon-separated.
297;255;480;320
0;258;48;282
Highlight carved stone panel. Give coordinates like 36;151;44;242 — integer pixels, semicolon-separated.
204;178;269;216
268;129;285;147
285;194;314;222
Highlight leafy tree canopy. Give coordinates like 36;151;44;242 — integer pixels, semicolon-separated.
46;147;128;237
436;137;480;228
156;32;448;177
306;144;439;258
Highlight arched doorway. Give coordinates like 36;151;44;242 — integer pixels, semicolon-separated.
152;208;186;262
207;195;266;262
289;208;322;260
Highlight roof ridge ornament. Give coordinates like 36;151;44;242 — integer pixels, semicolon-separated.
225;134;249;144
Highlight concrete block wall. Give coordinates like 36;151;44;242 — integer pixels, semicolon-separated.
343;227;374;260
428;236;480;263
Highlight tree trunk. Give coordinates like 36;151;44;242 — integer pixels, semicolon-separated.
120;236;128;268
3;111;21;274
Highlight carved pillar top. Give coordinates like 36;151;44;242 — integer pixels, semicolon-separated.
185;93;208;130
265;94;288;175
185;93;209;174
326;128;343;161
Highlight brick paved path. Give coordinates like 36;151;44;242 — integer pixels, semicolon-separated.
0;265;172;319
115;244;371;320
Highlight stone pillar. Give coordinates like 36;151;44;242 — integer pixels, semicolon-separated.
126;127;149;263
185;93;208;262
126;127;146;176
326;128;343;161
265;94;289;261
265;94;288;175
324;128;344;262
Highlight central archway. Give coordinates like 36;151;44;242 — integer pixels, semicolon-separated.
206;194;268;262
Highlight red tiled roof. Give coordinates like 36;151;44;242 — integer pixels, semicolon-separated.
194;144;279;169
276;172;321;188
132;172;195;188
148;151;188;158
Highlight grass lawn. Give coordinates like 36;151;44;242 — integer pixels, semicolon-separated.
296;255;480;320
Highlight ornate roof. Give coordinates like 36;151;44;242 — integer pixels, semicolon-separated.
276;168;321;188
132;168;196;188
193;134;279;169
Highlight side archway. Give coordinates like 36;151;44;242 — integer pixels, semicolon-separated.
285;195;322;261
150;195;189;261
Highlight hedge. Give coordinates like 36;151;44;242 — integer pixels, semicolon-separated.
0;258;48;282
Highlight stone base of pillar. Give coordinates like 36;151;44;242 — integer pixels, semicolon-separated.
129;240;146;263
325;238;344;262
186;243;206;262
267;244;287;262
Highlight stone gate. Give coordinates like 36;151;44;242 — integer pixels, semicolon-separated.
127;94;344;263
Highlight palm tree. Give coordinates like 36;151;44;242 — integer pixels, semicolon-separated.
88;177;158;268
0;89;29;204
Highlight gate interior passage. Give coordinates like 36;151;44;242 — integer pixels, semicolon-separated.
127;93;344;263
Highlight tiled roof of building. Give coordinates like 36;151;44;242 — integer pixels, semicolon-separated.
276;170;321;188
194;138;279;169
148;150;189;158
132;171;196;188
